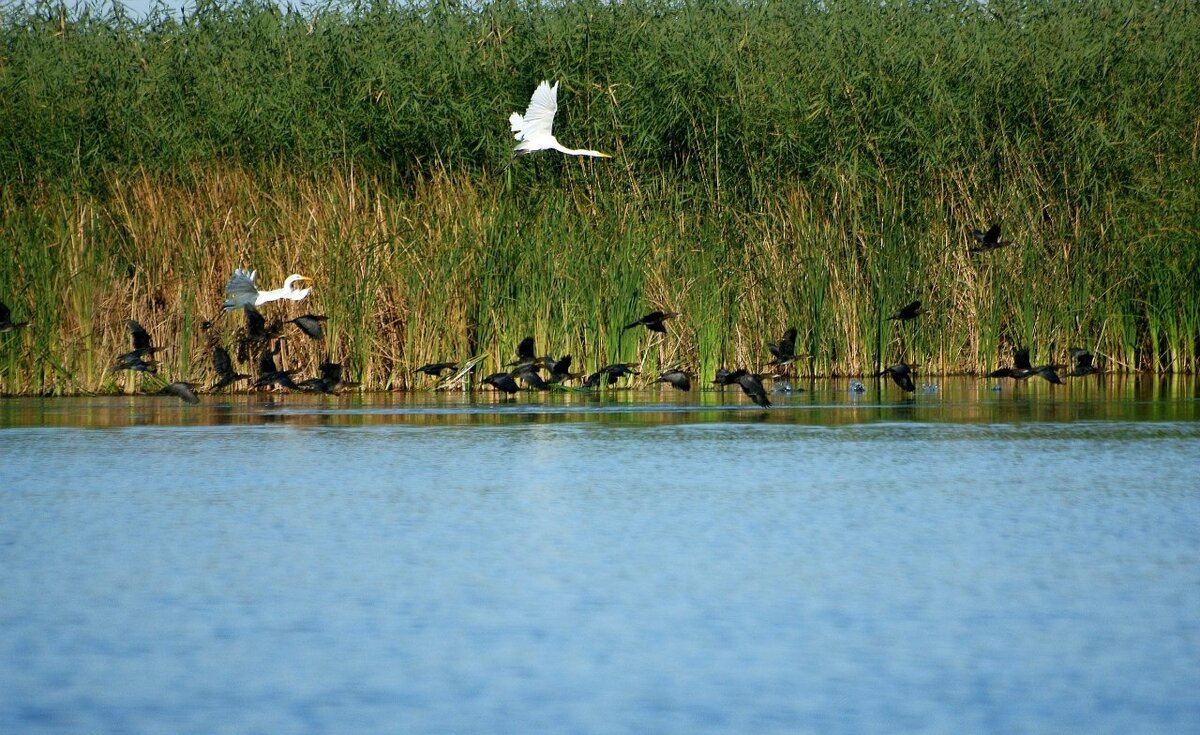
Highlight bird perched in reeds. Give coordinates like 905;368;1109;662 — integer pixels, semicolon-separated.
482;372;521;394
287;314;327;340
255;347;298;390
583;363;639;388
1067;348;1099;376
223;269;313;310
415;361;459;378
887;300;926;322
656;368;691;391
0;301;29;333
158;381;200;405
210;346;249;390
877;364;916;392
723;369;771;408
767;327;798;368
624;311;679;334
507;80;612;163
969;224;1008;253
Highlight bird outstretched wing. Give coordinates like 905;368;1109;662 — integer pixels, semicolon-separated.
510;80;558;142
223;269;260;310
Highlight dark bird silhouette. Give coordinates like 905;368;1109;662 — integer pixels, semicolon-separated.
127;319;162;357
0;301;29;333
210;346;249;390
299;360;356;393
111;352;157;373
969;224;1008;253
887;301;925;322
514;364;551;390
158;381;200;404
624;311;679;334
724;369;771;407
583;363;639;388
989;347;1062;384
1031;365;1064;384
510;336;537;365
288;314;327;340
115;319;163;370
482;372;520;394
415;361;459;378
546;355;581;384
236;309;285;361
876;364;916;392
768;327;798;367
255;348;298;390
656;368;691;391
713;367;736;386
1067;348;1099;376
988;347;1033;379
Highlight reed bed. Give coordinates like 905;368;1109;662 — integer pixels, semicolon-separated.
1;0;1197;394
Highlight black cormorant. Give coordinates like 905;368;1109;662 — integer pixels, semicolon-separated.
624;311;679;334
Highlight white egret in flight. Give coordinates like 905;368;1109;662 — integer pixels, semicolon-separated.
222;269;313;311
508;80;612;161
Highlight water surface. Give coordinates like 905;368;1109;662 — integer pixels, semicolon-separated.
2;378;1198;733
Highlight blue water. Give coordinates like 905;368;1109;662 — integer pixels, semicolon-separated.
2;384;1199;733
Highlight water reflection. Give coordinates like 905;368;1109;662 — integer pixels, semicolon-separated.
0;376;1195;428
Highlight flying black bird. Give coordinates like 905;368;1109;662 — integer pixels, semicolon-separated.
158;381;200;405
887;301;926;322
546;355;581;384
288;314;328;340
656;368;691;391
582;363;639;388
210;346;249;390
988;347;1033;379
111;352;157;373
768;327;798;368
723;369;771;408
126;320;161;357
877;364;916;392
255;348;298;390
969;224;1008;253
415;361;459;378
0;301;29;333
713;367;736;386
299;361;356;393
989;347;1062;384
1031;365;1065;384
1067;348;1099;377
482;372;520;394
514;364;551;390
505;336;542;369
624;311;679;334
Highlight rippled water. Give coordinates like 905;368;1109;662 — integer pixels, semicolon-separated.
2;378;1199;733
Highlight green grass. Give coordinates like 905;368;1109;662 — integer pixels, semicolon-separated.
1;0;1198;393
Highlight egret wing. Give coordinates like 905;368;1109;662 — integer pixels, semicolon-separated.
223;269;260;309
511;81;558;141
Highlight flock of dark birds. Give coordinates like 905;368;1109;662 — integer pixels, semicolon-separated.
0;223;1104;407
